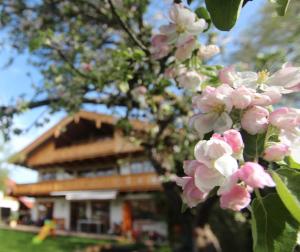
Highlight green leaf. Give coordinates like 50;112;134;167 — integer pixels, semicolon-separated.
195;7;211;31
195;7;211;21
204;0;244;31
264;124;280;147
286;156;300;170
269;0;291;16
241;130;266;161
251;194;299;252
29;37;43;52
181;203;188;213
272;168;300;223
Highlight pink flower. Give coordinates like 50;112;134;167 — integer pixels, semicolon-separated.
151;34;171;59
212;130;244;154
193;84;233;113
177;70;206;89
81;62;93;72
266;63;300;93
190;84;234;136
220;185;251;211
270;107;300;131
175;36;197;61
194;139;238;179
190;112;232;137
251;88;282;106
219;66;235;85
231;86;254;109
223;130;244;154
241;106;269;135
176;160;208;207
238;162;275;189
263;143;290;162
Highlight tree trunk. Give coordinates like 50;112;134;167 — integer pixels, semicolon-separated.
162;182;194;252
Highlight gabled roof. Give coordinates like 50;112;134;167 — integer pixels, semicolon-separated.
9;110;150;167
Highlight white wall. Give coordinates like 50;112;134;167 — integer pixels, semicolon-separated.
109;199;123;227
53;198;70;230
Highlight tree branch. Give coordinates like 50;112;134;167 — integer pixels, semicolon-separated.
107;0;150;55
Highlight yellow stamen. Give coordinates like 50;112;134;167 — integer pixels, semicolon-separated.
257;70;269;84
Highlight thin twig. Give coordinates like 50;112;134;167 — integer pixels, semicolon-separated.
107;0;149;55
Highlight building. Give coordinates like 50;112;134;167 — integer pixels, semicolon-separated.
10;111;166;236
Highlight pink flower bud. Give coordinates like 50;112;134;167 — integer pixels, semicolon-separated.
219;66;235;85
231;86;254;109
270;107;300;131
238;162;275;189
241;106;269;135
220;185;251;211
223;129;244;154
263;143;290;162
82;63;93;72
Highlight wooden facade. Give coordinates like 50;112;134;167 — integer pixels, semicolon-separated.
12;173;162;196
10;111;161;197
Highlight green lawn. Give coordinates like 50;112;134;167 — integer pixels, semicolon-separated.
0;228;111;252
0;229;171;252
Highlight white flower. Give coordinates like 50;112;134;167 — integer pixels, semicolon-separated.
160;4;207;46
193;139;238;193
177;70;206;90
265;63;300;94
198;44;220;60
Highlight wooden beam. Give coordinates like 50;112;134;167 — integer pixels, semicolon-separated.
11;172;162;196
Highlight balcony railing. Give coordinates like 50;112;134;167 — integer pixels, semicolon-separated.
11;172;162;196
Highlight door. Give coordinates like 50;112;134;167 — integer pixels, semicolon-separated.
70;201;87;231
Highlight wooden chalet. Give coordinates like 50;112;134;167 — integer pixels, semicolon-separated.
10;111;166;236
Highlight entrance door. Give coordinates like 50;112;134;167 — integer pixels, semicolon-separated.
70;201;86;231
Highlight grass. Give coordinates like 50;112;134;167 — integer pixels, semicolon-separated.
0;228;111;252
0;228;171;252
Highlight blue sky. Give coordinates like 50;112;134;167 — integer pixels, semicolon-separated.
0;0;265;184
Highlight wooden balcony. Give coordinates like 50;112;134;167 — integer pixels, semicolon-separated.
11;173;162;197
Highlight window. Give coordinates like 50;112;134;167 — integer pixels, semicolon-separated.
120;160;154;175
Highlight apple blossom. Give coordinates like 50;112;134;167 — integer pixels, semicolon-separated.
270;107;300;131
177;70;206;89
218;67;258;89
176;160;208;207
238;162;275;189
175;36;197;61
151;34;171;59
263;143;290;162
218;66;235;85
222;129;244;154
231;86;254;109
193;161;226;193
160;3;207;46
190;112;232;137
194;138;238;181
198;44;220;60
241;106;269;135
265;63;300;93
279;129;300;163
190;84;234;136
220;185;251;211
